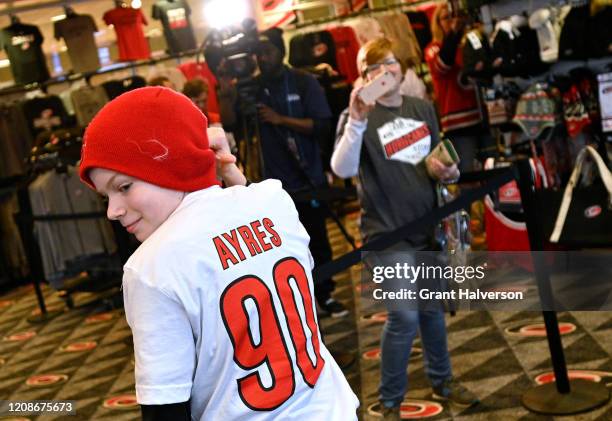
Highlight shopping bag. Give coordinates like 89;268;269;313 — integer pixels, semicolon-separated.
540;145;612;247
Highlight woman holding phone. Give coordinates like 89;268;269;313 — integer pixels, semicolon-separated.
332;37;477;420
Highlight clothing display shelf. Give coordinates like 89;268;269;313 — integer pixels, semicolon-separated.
0;0;92;17
481;0;590;29
0;47;201;98
14;173;128;322
284;0;439;30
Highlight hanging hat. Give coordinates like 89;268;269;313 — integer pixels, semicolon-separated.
558;5;589;61
462;29;494;81
528;8;559;63
513;83;559;139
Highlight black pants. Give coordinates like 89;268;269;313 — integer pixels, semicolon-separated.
295;201;335;304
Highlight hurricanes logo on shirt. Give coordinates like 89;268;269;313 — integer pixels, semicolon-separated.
377;117;431;164
11;34;34;50
167;8;187;29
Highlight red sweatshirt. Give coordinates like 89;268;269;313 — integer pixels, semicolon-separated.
425;40;481;132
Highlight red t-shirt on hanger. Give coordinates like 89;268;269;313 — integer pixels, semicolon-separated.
103;7;150;61
328;26;360;84
178;61;219;114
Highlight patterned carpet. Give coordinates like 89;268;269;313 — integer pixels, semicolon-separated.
0;286;139;420
0;212;611;420
325;214;612;421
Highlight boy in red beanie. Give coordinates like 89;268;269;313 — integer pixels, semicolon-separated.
79;87;359;420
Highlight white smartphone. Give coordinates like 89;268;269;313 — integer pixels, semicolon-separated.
358;71;395;105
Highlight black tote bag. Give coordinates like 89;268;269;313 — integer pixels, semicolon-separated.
539;146;612;248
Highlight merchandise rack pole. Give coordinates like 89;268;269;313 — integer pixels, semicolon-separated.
14;188;63;323
515;159;609;415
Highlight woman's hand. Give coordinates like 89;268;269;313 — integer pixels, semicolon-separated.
425;155;460;182
348;86;374;121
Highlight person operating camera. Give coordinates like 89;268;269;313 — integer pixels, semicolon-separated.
226;27;348;318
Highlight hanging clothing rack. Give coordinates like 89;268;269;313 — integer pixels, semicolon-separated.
285;0;439;31
0;47;201;98
0;0;90;17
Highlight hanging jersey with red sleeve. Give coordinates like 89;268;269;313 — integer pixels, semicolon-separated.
329;26;360;84
122;180;359;420
424;40;480;132
103;7;150;61
178;61;219;114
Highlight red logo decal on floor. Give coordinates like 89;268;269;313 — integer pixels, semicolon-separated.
0;300;14;308
26;374;68;386
31;305;62;316
535;370;612;386
85;313;114;324
362;347;422;361
363;349;381;360
103;394;139;409
368;399;444;419
505;322;576;337
61;341;98;352
3;331;36;342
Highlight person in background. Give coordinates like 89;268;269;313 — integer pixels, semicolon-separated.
332;37;478;421
148;75;176;90
182;78;222;125
425;2;494;172
253;27;348;318
400;57;428;100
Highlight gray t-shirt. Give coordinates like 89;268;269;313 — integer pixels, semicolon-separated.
54;14;100;74
70;85;109;127
337;96;440;247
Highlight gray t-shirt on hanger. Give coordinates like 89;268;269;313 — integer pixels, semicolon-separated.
71;85;109;127
54;14;100;74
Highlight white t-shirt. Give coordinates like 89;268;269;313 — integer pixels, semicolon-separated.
123;180;359;420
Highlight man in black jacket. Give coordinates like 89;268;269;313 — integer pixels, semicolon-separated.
253;28;347;318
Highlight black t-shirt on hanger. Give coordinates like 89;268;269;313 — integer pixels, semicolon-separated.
288;31;337;70
21;96;71;139
102;76;146;100
151;0;197;54
0;23;50;85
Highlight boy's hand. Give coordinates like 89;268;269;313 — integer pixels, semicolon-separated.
207;127;246;186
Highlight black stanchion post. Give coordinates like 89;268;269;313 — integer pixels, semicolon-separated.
515;158;609;415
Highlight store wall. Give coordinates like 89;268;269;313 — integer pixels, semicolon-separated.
0;0;221;85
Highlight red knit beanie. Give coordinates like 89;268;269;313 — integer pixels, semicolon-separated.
79;86;219;192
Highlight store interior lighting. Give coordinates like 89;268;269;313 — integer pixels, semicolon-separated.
204;0;249;30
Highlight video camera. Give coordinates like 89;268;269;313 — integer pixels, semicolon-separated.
204;18;260;116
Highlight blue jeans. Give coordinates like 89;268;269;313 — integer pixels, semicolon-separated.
379;309;452;407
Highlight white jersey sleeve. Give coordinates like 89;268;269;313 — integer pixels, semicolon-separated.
123;268;195;405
